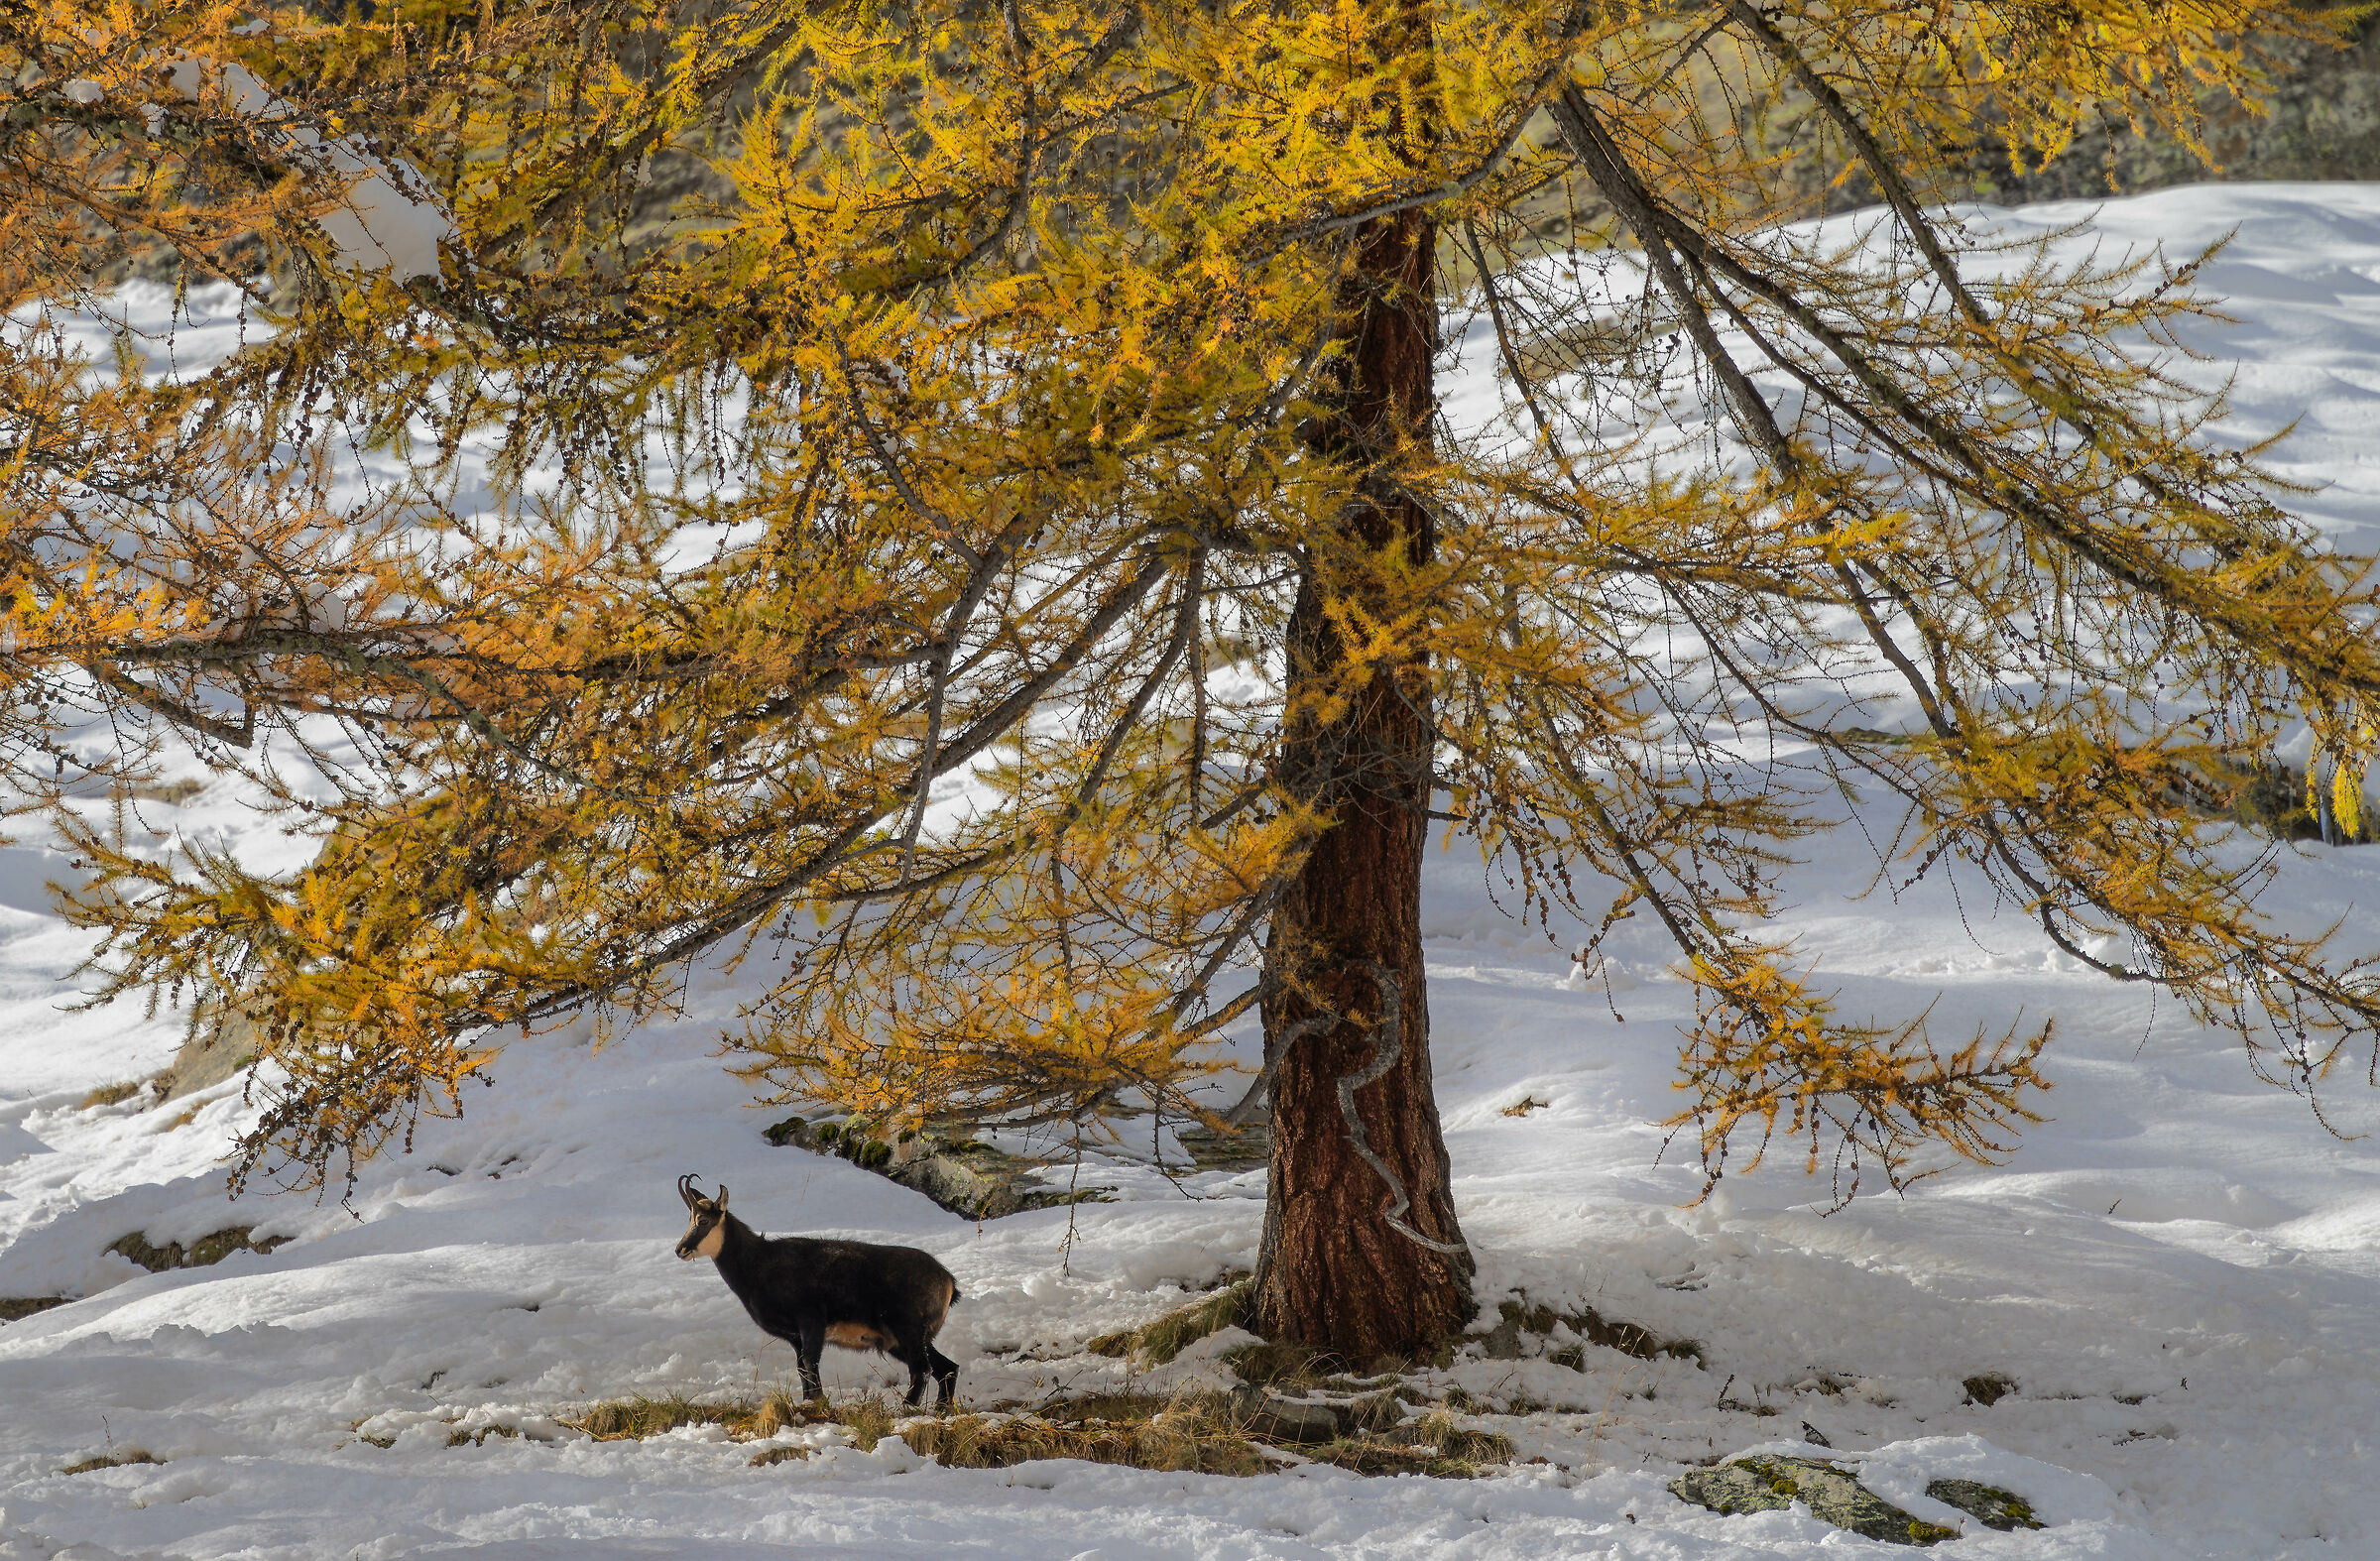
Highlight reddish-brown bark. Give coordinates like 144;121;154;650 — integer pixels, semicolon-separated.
1252;205;1476;1363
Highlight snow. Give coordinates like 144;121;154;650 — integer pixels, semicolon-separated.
12;182;2380;1557
157;60;452;283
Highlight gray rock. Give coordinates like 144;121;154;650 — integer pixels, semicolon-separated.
889;1151;1072;1221
159;1018;259;1102
1480;1311;1527;1361
1227;1385;1344;1445
1962;1373;2016;1408
763;1117;1098;1220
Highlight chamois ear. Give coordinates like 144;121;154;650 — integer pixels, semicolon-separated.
677;1173;701;1209
715;1184;729;1211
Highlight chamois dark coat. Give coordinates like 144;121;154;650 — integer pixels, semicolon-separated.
673;1175;960;1406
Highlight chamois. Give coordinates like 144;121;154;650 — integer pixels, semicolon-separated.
673;1174;961;1407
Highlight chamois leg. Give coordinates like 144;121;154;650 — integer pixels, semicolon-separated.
794;1318;827;1403
890;1322;934;1407
927;1345;959;1408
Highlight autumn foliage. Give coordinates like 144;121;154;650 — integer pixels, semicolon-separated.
6;0;2380;1240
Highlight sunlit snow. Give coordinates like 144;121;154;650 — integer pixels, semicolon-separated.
10;184;2380;1559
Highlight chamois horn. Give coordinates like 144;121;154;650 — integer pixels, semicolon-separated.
677;1173;702;1209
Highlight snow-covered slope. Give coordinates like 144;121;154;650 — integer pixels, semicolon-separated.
12;183;2380;1559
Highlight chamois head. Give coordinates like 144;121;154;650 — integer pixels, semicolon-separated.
674;1173;730;1261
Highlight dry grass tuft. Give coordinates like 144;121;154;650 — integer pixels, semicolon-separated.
564;1379;1512;1482
748;1444;809;1467
823;1395;897;1450
570;1393;755;1441
899;1391;1267;1476
570;1390;902;1449
0;1296;69;1325
746;1390;803;1441
76;1079;151;1111
569;1386;1268;1475
1339;1389;1412;1434
60;1449;160;1475
1223;1339;1344;1387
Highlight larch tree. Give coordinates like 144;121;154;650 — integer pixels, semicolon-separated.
9;0;2380;1361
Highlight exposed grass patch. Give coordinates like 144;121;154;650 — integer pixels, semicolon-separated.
1019;1390;1188;1422
901;1393;1269;1476
567;1382;1510;1481
1962;1373;2016;1408
570;1392;763;1441
77;1079;151;1111
576;1387;1263;1474
748;1444;810;1467
60;1449;160;1475
1222;1336;1451;1385
566;1389;901;1450
1085;1276;1252;1365
1488;1298;1700;1367
760;1393;897;1448
1223;1339;1343;1387
1307;1410;1516;1480
1338;1389;1413;1434
109;1227;289;1272
1500;1095;1550;1117
0;1296;69;1324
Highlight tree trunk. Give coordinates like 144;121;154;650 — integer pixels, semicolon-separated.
1251;203;1476;1363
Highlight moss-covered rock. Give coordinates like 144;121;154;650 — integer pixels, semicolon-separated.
1926;1479;2046;1532
1670;1455;1960;1546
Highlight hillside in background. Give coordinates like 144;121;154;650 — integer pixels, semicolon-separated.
1759;18;2380;215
